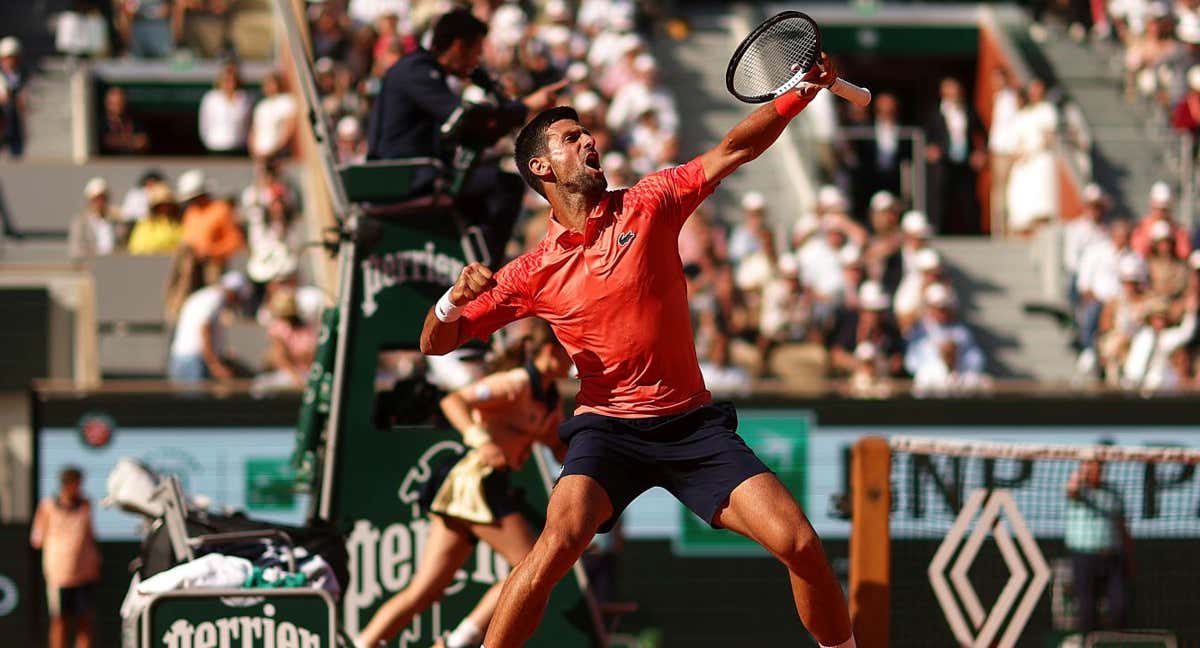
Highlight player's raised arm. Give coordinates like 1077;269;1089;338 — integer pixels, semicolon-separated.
699;54;837;185
419;262;496;355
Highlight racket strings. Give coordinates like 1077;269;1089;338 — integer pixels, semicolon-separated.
730;17;820;100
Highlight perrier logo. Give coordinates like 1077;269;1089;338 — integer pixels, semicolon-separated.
360;242;464;318
159;605;322;648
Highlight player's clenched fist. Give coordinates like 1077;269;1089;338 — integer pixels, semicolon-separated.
435;262;495;323
451;262;496;305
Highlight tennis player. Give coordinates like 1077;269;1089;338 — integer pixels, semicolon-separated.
420;55;855;648
356;323;569;648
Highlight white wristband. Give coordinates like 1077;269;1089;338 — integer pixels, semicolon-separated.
435;287;463;323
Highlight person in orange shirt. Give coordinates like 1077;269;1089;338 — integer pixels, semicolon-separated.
30;466;102;648
178;169;245;272
355;323;570;648
420;57;855;648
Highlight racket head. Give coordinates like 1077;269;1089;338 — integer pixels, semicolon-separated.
726;11;823;104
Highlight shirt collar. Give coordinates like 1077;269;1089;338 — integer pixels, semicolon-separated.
545;194;611;249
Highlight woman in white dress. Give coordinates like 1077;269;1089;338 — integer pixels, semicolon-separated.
1006;79;1061;235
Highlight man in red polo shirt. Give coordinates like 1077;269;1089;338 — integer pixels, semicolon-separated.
420;57;854;648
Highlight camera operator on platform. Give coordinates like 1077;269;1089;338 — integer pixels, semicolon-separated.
366;8;565;268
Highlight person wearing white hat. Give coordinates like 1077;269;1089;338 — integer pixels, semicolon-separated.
1095;255;1150;384
829;280;904;377
1076;220;1140;351
178;168;245;274
1063;183;1109;307
573;90;603;117
606;51;678;137
729;191;772;264
1145;218;1190;300
1122;289;1199;392
167;271;254;382
127;184;182;256
595;31;642;91
68;178;121;259
894;248;947;331
897;209;933;275
868;189;898;215
792;213;846;310
817;185;848;213
336;115;367;165
906;282;987;394
627;104;676;176
847;340;893;398
816;184;869;248
0;36;26;158
1131;181;1191;258
0;37;19;59
900;210;931;237
758;253;812;370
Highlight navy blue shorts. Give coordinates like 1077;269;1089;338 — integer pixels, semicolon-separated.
557;402;770;533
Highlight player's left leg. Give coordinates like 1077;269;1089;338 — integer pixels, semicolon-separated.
712;473;854;647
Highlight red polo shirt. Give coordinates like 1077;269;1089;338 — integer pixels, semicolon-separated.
460;158;718;418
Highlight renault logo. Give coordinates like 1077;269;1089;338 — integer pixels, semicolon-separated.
929;489;1050;648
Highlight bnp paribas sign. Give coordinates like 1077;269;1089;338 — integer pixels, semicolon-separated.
144;591;336;648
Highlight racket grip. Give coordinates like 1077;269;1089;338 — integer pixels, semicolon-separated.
829;78;872;107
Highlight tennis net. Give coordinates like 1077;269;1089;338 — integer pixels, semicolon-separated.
883;435;1200;647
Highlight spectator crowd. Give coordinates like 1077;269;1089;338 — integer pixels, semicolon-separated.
59;0;1200;397
1066;181;1200;393
53;0;276;61
65;161;325;388
51;0;1002;397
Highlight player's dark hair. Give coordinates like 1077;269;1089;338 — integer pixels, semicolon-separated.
60;465;83;484
514;106;580;197
431;9;488;54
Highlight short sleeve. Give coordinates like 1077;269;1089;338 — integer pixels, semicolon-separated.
628;157;717;232
459;256;534;341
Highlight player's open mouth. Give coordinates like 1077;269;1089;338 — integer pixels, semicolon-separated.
585;152;601;171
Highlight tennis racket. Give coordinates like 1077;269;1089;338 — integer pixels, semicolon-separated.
727;11;872;108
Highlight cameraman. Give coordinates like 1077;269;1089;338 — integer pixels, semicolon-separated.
366;8;564;267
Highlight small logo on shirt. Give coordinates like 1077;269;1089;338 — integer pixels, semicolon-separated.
618;231;636;247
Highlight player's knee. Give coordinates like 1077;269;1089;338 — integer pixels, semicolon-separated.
772;529;825;575
538;526;592;564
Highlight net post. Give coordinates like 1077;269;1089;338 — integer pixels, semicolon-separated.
850;436;891;648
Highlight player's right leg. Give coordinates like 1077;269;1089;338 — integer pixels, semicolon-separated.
356;515;475;648
481;475;613;648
